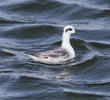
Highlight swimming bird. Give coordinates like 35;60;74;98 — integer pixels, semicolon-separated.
28;25;76;64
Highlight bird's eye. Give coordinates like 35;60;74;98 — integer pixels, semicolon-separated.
68;28;72;31
65;28;72;32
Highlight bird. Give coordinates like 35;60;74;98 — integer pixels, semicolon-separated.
27;25;76;64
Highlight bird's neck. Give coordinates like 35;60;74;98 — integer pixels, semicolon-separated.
61;32;75;56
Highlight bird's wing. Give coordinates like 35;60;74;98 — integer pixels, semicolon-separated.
32;48;69;58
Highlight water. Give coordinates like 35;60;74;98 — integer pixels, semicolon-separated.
0;0;110;100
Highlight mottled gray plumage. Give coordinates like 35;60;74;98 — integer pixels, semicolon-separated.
32;48;69;59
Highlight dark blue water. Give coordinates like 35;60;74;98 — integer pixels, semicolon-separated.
0;0;110;100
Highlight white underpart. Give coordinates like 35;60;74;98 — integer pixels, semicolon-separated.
62;31;75;58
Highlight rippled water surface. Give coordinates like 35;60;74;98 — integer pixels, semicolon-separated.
0;0;110;100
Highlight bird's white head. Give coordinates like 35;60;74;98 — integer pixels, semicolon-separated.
63;25;75;35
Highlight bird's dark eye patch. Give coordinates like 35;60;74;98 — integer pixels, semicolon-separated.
65;28;72;32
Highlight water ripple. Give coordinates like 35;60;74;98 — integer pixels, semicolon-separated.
0;0;110;99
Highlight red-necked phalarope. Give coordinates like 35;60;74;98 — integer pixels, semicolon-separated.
28;25;76;64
